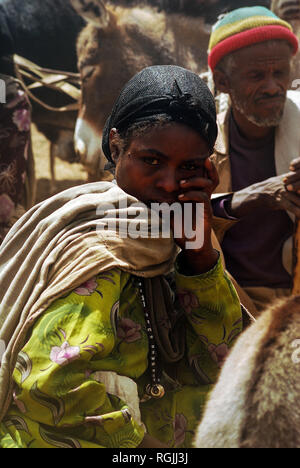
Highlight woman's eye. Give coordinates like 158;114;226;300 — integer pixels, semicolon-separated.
143;157;160;166
182;163;200;171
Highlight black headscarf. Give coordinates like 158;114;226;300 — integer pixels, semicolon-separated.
102;65;218;163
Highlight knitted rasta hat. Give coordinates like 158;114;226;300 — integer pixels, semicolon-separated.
208;6;299;72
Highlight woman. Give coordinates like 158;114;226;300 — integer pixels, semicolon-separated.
0;65;243;448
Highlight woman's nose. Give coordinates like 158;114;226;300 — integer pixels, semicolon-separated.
156;170;180;193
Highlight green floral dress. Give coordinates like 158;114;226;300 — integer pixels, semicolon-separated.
0;255;242;448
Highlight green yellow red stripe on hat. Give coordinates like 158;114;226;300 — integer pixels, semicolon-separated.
208;6;299;72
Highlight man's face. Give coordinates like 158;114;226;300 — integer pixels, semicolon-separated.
220;41;292;127
112;122;210;206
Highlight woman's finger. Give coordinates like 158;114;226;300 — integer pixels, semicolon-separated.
205;158;219;189
179;177;213;191
178;190;210;203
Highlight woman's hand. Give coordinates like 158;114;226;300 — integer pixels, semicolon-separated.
173;157;219;274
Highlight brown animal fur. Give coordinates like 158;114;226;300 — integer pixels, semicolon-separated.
195;295;300;448
76;4;210;72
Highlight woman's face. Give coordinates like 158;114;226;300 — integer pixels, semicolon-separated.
110;122;211;205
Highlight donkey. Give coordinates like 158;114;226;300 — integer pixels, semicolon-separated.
195;295;300;448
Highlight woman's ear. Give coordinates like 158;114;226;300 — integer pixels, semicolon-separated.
213;69;231;94
109;128;122;164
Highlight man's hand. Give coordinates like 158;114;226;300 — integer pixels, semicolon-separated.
283;157;300;202
228;157;300;219
173;158;219;274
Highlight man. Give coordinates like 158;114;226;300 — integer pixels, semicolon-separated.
209;6;300;312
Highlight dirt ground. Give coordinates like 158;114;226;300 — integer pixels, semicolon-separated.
31;124;86;204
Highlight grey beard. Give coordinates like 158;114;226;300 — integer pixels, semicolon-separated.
230;92;284;128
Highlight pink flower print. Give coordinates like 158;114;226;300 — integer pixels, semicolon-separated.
50;341;80;366
117;318;142;343
0;161;17;195
74;277;98;296
177;289;199;314
174;413;188;446
208;343;229;368
7;90;27;109
12;108;31;132
0;194;15;223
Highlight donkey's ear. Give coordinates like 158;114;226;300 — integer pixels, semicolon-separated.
70;0;110;28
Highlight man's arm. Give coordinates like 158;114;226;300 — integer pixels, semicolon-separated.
225;157;300;219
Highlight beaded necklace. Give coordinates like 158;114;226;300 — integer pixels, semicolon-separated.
137;278;165;400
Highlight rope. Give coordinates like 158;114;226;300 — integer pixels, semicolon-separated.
12;55;81;113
